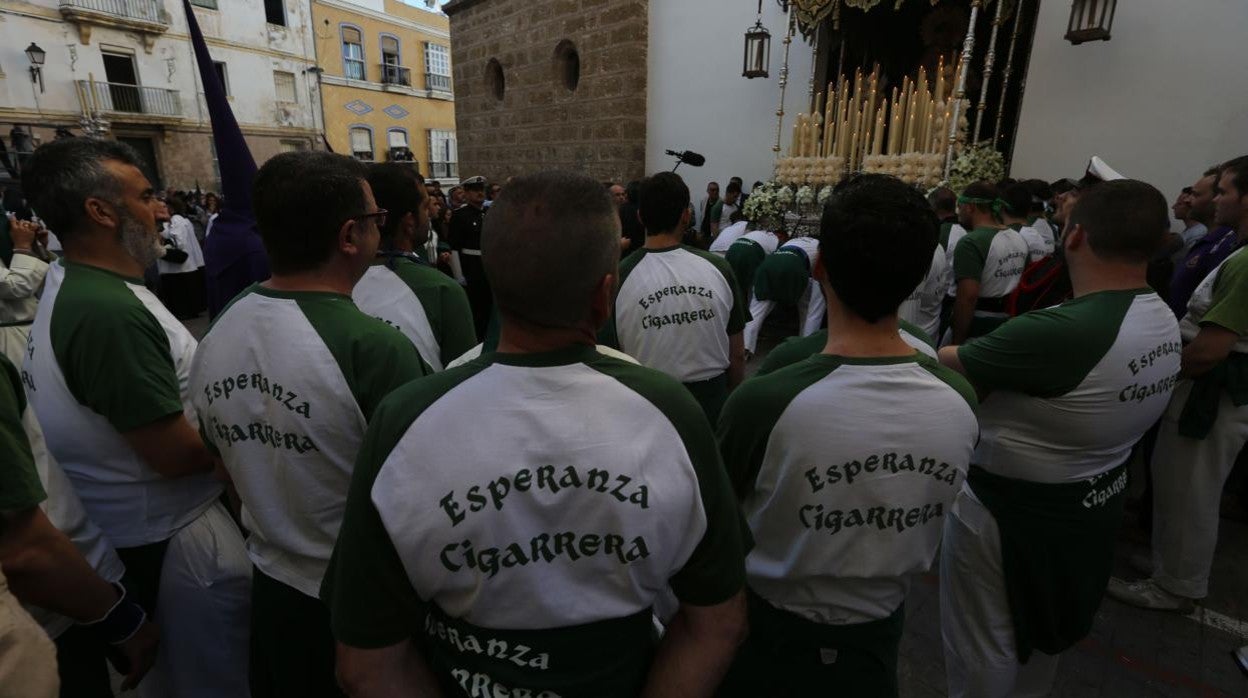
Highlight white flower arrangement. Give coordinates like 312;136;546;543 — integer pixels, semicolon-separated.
776;186;795;206
817;185;833;206
948;143;1005;193
741;181;787;225
795;185;816;207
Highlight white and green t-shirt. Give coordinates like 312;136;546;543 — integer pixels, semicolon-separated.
1018;224;1055;263
1180;246;1248;352
607;245;747;383
0;353;123;639
737;230;782;255
709;221;750;255
24;261;220;547
899;246;949;339
943;223;969;298
719;353;978;624
953;226;1030;302
321;345;746;697
959;289;1181;483
191;286;425;597
353;257;477;371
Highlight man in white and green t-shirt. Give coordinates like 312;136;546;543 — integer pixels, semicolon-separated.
191;152;427;697
950;182;1029;344
939;180;1181;697
323;171;748;698
604;172;748;423
742;235;825;354
21;138;251;698
1109;156;1248;614
353;163;476;371
718;174;978;697
724;227;785;304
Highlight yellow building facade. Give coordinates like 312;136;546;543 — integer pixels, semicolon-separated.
312;0;458;182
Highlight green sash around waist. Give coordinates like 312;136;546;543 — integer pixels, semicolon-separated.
967;463;1128;662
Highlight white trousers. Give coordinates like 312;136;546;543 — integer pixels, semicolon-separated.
1152;379;1248;598
742;280;826;353
940;486;1061;698
137;501;252;698
0;572;57;698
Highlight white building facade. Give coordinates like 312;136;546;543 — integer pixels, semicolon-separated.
0;0;323;191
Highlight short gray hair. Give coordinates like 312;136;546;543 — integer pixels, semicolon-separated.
22;138;143;241
482;171;620;329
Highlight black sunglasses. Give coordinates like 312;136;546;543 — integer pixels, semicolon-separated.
350;209;388;228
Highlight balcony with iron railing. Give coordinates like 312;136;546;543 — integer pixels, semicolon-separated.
78;80;182;119
425;73;452;93
60;0;170;46
381;64;412;88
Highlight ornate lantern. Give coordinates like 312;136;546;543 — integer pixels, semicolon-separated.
1065;0;1116;44
25;42;46;93
743;2;771;79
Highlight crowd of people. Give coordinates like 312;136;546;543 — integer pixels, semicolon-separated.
1;134;1247;698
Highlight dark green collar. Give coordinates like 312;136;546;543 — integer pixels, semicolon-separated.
491;344;599;367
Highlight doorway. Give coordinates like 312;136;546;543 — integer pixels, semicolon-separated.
102;52;141;113
117;137;162;190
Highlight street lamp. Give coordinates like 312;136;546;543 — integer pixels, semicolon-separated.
1065;0;1117;44
25;43;46;93
743;1;771;79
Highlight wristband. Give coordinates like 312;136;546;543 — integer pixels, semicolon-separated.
80;582;147;645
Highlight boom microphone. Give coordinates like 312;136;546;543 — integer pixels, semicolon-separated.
665;149;706;172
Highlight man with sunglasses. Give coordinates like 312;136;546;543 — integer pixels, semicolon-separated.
22;137;252;696
190;151;427;696
352;163;476;371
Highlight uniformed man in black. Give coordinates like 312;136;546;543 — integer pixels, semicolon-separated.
449;175;492;337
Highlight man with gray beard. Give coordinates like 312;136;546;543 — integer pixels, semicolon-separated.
21;138;251;698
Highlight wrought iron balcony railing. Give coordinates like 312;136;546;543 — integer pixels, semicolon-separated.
60;0;167;27
79;80;182;118
381;64;412;87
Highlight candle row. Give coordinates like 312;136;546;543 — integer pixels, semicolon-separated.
786;56;964;176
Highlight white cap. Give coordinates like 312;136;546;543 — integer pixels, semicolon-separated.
1085;156;1125;182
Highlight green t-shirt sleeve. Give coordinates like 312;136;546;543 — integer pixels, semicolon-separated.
600;250;646;349
916;355;979;412
55;296;184;433
957;294;1126;398
709;201;723;226
1201;255;1248;335
0;357;45;512
323;364;490;647
952;232;988;282
717;360;830;497
301;299;429;422
588;357;747;607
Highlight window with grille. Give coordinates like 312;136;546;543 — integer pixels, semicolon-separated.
427;129;457;179
342;27;365;81
381;35;400;67
424;43;451;92
273;71;296;103
350;127;374;162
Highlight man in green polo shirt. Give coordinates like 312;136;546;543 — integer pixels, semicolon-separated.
718;174;978;697
353;163;476;371
322;171;747;698
938;180;1180;697
1108;155;1248;614
950;182;1029;344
